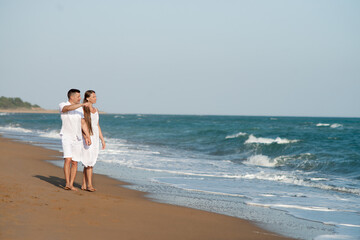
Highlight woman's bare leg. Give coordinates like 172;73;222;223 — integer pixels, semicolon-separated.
86;167;96;191
81;167;87;190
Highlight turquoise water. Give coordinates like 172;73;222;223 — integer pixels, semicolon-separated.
0;112;359;239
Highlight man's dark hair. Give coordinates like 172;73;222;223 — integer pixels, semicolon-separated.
67;89;80;99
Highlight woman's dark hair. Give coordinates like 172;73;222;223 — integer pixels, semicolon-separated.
83;90;95;136
67;89;80;99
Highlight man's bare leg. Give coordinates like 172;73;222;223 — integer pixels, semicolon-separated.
85;167;96;192
64;158;72;189
69;160;78;191
81;167;87;190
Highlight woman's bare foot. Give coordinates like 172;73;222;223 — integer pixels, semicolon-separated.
64;186;71;190
81;185;87;190
69;186;78;191
87;186;96;192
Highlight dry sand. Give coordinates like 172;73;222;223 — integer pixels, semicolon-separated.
0;136;293;240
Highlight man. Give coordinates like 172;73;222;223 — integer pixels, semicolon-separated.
59;89;91;191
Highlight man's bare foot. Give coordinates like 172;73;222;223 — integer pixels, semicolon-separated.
64;186;71;190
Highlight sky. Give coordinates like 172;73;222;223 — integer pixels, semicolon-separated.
0;0;359;117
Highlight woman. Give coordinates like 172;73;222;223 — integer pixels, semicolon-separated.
81;90;106;192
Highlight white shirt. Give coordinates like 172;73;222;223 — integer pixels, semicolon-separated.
59;101;84;140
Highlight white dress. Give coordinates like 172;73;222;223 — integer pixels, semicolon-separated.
82;111;99;167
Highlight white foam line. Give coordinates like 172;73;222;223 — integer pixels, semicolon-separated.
231;172;360;195
129;166;222;178
259;194;276;197
103;150;130;153
0;125;63;140
330;124;343;128
324;222;360;228
179;188;247;198
246;202;339;212
38;130;61;139
225;132;247;139
316;123;343;128
0;126;33;133
245;134;299;144
316;123;331;127
152;179;247;198
315;235;356;240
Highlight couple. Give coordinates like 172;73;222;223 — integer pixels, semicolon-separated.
59;89;106;192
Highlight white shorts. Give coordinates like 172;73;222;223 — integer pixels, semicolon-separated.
61;137;82;162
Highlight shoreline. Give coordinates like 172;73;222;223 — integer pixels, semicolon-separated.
0;135;293;240
0;108;58;114
0;109;106;114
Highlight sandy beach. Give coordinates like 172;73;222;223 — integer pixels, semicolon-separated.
0;136;293;240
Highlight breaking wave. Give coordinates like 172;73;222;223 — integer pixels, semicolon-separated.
243;155;276;167
225;132;247;139
245;134;299;144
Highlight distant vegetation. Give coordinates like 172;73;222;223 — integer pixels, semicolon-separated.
0;96;41;109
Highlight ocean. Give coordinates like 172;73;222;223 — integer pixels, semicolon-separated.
0;112;359;240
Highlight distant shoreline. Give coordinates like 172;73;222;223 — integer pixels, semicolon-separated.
0;108;106;114
0;108;58;114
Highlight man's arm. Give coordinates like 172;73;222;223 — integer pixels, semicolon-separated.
61;102;90;113
81;118;92;146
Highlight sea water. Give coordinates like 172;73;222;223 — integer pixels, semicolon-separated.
1;112;359;240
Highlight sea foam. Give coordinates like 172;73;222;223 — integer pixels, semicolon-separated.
316;123;331;127
245;134;299;144
236;171;360;195
225;132;247;139
38;130;61;139
244;155;276;167
316;123;343;128
314;234;356;240
0;125;33;133
246;202;339;212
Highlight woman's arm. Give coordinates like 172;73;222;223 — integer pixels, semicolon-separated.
98;122;106;150
97;110;106;149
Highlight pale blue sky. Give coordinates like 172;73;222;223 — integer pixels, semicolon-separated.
0;0;359;116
